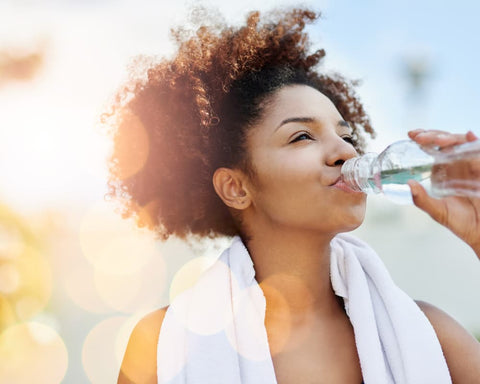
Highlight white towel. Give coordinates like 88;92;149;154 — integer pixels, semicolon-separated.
157;234;451;384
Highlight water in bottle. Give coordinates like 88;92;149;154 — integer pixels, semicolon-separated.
341;139;480;204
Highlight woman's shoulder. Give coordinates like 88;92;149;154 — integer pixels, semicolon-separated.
415;300;480;383
118;306;169;384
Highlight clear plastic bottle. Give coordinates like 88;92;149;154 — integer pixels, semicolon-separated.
341;139;480;204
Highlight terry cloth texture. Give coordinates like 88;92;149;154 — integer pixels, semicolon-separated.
157;234;451;384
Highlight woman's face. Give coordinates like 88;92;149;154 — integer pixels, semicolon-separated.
243;84;367;235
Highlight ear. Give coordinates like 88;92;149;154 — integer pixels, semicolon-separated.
212;167;252;210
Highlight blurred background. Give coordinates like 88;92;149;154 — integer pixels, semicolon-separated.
0;0;479;382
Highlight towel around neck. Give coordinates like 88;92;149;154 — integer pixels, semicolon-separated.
157;234;451;384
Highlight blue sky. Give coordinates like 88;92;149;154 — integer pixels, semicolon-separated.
315;0;480;147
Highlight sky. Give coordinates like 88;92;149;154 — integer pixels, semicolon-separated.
0;0;479;212
318;1;480;138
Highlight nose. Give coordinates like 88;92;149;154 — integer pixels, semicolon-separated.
325;136;358;167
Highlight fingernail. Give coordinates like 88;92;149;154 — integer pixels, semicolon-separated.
468;130;479;140
408;129;425;137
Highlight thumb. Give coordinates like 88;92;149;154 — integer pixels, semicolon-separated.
408;180;448;226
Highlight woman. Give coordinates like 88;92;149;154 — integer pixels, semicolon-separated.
107;8;480;384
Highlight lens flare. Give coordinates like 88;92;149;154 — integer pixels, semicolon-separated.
94;253;166;313
82;316;129;384
12;246;52;320
0;321;68;384
0;223;24;259
0;296;15;332
225;284;274;362
79;201;156;274
115;312;151;367
15;297;45;322
0;262;20;294
260;274;315;355
169;260;235;336
112;111;150;180
258;280;292;356
115;311;162;383
63;256;111;314
94;269;142;312
169;256;216;303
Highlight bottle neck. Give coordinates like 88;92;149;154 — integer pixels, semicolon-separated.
341;153;379;194
341;157;363;192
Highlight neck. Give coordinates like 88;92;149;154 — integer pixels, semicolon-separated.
243;227;344;317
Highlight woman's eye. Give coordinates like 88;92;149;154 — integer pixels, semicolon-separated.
342;135;355;145
290;133;313;143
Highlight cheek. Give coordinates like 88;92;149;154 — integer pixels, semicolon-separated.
251;165;315;211
248;148;366;230
252;151;320;193
249;172;306;223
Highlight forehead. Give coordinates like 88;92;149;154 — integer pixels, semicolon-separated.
260;84;342;127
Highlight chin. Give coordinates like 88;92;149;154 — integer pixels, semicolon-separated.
338;203;366;232
341;219;364;233
312;208;365;236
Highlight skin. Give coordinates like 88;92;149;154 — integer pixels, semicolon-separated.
118;85;480;383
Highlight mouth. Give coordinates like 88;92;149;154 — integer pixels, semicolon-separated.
330;177;364;194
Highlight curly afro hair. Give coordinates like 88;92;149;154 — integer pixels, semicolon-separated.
103;8;375;240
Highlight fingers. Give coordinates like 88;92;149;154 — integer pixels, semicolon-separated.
408;129;449;140
408;129;470;148
408;180;448;226
466;130;479;142
408;129;427;139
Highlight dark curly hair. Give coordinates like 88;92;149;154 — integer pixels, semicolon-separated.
103;8;375;240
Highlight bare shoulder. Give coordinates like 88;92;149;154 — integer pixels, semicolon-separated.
415;300;480;383
118;306;169;384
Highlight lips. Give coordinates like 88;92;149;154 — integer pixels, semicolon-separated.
331;177;363;194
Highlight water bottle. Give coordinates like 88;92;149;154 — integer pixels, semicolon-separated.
341;139;480;204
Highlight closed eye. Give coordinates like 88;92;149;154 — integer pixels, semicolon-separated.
342;135;355;145
290;132;314;144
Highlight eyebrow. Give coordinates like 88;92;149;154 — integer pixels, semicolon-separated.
337;120;351;129
275;117;351;132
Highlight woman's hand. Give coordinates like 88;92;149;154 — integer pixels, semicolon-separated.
407;129;480;259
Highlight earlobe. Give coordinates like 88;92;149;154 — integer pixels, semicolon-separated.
212;168;251;210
